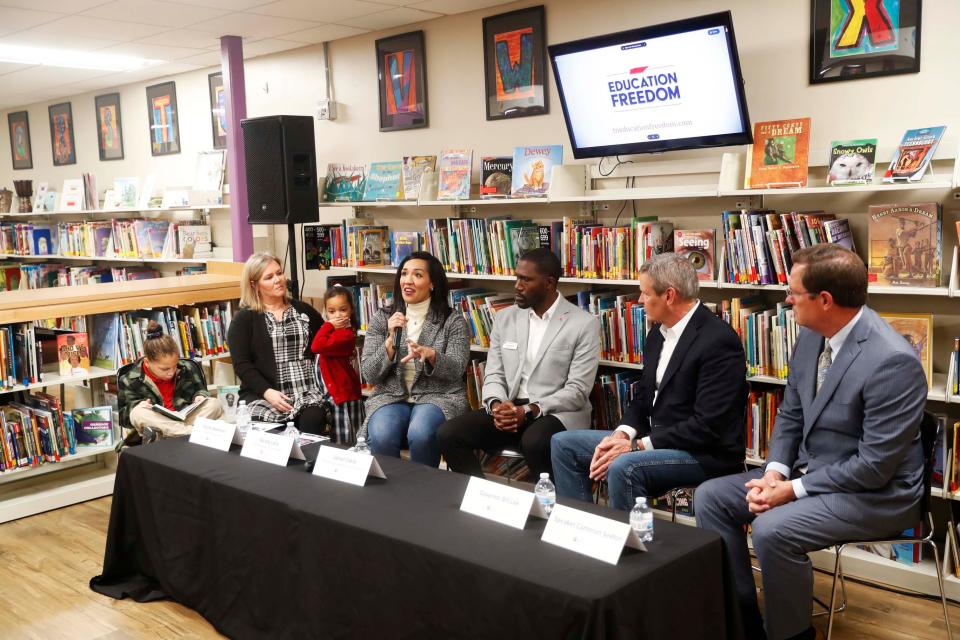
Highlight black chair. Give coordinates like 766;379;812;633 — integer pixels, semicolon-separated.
115;358;208;447
823;411;952;640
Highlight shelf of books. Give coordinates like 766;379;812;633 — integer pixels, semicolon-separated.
0;261;241;524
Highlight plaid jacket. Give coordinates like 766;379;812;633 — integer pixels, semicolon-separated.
117;359;210;428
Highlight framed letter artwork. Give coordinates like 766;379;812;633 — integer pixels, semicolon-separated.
48;102;77;166
95;93;124;161
810;0;921;84
8;111;32;170
375;30;428;132
208;72;227;150
146;81;181;156
483;5;548;120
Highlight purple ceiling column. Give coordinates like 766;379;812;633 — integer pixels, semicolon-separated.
220;35;254;262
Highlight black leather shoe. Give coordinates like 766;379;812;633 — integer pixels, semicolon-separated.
141;426;159;445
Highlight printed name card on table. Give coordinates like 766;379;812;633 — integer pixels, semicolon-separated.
312;445;386;486
541;504;647;565
459;476;542;530
240;429;295;466
188;418;236;451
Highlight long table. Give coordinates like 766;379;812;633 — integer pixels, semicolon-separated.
90;439;743;639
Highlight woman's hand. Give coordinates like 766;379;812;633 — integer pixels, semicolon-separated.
384;312;407;358
400;339;436;367
263;388;293;413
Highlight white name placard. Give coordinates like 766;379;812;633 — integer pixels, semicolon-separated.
459;476;536;530
240;429;295;466
312;445;386;486
541;503;647;565
188;418;236;451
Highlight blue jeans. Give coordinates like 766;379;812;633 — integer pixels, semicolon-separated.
551;429;708;511
366;402;445;467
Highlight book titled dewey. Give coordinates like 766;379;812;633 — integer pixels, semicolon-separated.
511;145;562;198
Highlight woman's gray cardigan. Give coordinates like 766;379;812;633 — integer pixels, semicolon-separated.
359;306;471;438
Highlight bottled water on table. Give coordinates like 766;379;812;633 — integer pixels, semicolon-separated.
630;497;654;542
235;400;251;432
282;421;300;439
534;472;556;515
352;436;371;455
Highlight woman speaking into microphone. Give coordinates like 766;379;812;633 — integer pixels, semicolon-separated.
360;252;470;466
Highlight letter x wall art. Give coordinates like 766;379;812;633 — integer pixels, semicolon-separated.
810;0;921;84
376;31;429;132
483;5;548;120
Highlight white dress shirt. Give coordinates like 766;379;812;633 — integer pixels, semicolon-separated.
517;292;563;402
767;307;864;499
615;301;700;449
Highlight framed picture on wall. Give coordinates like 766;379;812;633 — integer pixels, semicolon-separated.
482;5;548;120
8;111;32;170
208;72;227;150
810;0;922;84
375;30;428;132
94;93;124;161
146;81;181;156
48;102;76;166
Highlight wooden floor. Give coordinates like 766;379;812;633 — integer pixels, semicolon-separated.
0;497;956;639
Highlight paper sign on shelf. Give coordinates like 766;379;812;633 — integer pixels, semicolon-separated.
188;418;236;451
312;445;386;486
240;429;295;466
540;503;647;565
459;476;538;530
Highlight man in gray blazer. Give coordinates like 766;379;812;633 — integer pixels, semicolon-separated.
696;244;927;640
437;248;600;478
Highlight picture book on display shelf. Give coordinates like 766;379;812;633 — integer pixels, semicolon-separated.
401;156;436;201
363;161;403;201
867;203;942;288
744;118;811;189
511;145;562;198
827;139;877;185
480;156;513;198
437;149;473;200
323;164;366;202
673;229;715;281
72;406;114;447
879;313;933;389
218;385;240;422
57;333;89;377
885;126;946;183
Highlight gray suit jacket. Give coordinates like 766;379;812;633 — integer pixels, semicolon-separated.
767;306;926;523
482;295;600;430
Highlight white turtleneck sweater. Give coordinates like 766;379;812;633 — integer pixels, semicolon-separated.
401;298;431;393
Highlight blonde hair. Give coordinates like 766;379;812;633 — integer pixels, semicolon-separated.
240;252;290;311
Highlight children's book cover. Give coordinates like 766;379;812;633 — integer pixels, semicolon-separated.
363;161;403;201
745;118;811;188
56;332;90;376
827;139;877;185
884;126;946;183
511;145;562;197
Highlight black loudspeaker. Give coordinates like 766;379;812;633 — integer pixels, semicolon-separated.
241;115;319;224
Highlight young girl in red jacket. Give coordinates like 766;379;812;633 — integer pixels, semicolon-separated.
310;285;364;444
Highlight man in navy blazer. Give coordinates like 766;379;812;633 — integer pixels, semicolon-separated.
552;253;747;510
696;244;927;640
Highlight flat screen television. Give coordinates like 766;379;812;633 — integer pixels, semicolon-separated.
548;11;752;159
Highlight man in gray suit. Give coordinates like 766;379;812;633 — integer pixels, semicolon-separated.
696;244;927;640
438;248;600;478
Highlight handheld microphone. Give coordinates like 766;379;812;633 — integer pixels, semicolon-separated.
392;326;402;363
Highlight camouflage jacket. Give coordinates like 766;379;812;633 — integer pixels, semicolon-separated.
117;359;209;428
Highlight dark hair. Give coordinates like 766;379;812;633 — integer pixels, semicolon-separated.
391;251;451;321
322;285;358;328
791;244;867;308
143;320;180;361
518;247;562;282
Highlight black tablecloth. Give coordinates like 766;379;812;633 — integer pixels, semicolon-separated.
90;439;742;640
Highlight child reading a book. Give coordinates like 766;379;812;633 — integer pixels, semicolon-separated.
310;285;364;444
118;321;223;439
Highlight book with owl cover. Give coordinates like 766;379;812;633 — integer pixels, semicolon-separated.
827;139;877;185
437;149;473;200
480;156;513;198
744;118;811;189
511;145;562;197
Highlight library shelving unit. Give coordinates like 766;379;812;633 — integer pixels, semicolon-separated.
0;261;241;523
320;146;960;597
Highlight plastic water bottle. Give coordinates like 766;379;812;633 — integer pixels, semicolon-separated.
282;421;300;439
534;472;556;516
235;400;251;432
353;436;371;455
630;497;654;542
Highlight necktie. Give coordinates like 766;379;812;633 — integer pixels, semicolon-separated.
816;340;833;395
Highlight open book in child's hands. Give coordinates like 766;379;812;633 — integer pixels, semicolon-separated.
151;397;205;422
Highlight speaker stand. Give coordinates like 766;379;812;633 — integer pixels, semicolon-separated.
287;222;300;301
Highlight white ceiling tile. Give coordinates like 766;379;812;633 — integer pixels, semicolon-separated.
110;60;201;83
175;49;221;67
98;41;208;61
189;11;320;39
56;76;126;95
0;60;34;75
407;0;512;13
247;0;388;23
0;0;111;12
160;0;268;9
240;38;303;58
0;31;117;51
339;6;441;30
280;23;368;44
29;16;171;41
81;0;229;28
0;65;113;93
133;28;222;49
0;7;65;36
